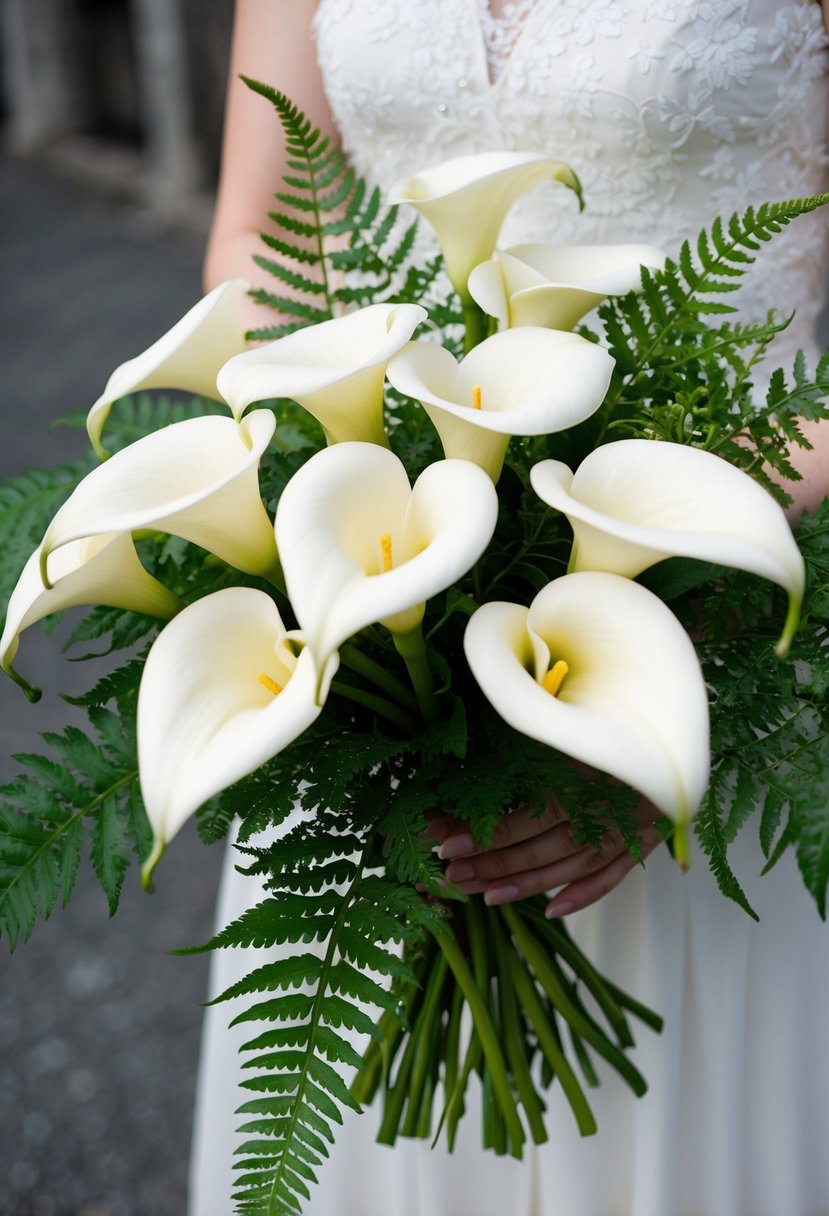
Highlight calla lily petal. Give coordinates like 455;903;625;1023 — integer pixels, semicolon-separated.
87;279;251;458
138;587;338;881
468;243;666;331
1;533;181;700
388;152;581;299
217;303;427;445
42;410;279;581
464;573;710;831
275;442;498;665
386;328;614;481
530;440;805;654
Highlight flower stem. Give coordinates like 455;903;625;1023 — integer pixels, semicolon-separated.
502;903;648;1097
463;301;489;353
340;643;419;713
488;908;549;1144
504;944;597;1136
434;925;525;1158
330;678;419;733
393;625;439;722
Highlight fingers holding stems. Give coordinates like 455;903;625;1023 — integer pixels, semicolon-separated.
424;800;665;918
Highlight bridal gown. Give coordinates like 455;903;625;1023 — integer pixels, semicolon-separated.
189;3;829;1213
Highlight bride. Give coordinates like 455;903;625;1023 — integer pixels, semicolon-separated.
191;3;829;1214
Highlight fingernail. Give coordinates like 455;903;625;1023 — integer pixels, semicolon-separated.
484;884;519;906
439;833;476;861
444;861;475;882
545;900;576;919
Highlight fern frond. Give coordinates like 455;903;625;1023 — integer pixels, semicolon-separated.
244;78;430;331
0;708;144;946
209;822;418;1216
0;460;93;606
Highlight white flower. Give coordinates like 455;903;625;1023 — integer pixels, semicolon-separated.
1;534;180;700
530;439;805;654
386;327;613;481
216;303;427;446
87;279;251;458
388;152;581;299
138;587;337;883
42;411;279;584
464;572;710;837
275;443;498;666
467;242;665;332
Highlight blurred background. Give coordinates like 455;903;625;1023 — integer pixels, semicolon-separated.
0;3;244;1213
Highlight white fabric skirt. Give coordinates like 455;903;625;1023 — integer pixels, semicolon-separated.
188;823;829;1216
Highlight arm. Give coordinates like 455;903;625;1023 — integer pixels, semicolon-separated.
203;0;341;324
784;420;829;520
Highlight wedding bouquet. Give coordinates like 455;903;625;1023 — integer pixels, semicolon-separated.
2;83;829;1216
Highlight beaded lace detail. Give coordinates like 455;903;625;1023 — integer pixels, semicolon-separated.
314;0;829;367
476;0;539;81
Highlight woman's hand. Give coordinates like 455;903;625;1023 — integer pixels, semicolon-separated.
424;798;664;918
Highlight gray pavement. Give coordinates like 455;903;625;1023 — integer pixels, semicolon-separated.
0;155;226;1216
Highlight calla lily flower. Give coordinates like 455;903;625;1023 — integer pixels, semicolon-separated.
217;303;427;446
467;243;665;331
41;410;280;584
464;572;710;849
386;327;614;481
138;587;338;884
87;279;251;458
1;533;181;701
275;442;498;666
388;152;582;300
530;440;806;655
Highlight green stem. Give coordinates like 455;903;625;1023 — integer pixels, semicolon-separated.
400;952;448;1137
393;625;439;722
502;904;648;1098
432;981;464;1148
434;926;525;1158
340;644;419;713
465;903;504;1154
444;1028;481;1151
463;301;489;353
602;979;665;1034
330;678;419;733
523;910;634;1048
505;947;597;1136
376;1018;419;1144
489;909;548;1144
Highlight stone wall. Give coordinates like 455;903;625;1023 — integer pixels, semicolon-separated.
0;0;233;216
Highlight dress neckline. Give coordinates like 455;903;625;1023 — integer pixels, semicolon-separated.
471;0;543;87
476;0;540;83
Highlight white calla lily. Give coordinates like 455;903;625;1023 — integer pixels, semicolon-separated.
467;243;665;331
530;439;805;655
87;279;251;458
388;152;581;299
217;303;427;446
386;327;614;481
138;587;338;884
464;572;710;856
42;410;279;583
1;533;180;700
275;442;498;666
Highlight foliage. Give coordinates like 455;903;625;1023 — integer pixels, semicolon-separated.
239;81;456;342
0;678;145;948
0;84;828;1216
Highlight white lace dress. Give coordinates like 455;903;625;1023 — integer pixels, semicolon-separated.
189;4;829;1214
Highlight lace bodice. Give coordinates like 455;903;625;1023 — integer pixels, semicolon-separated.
314;0;829;364
477;0;540;82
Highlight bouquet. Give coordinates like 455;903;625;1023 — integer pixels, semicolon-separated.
2;83;829;1216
